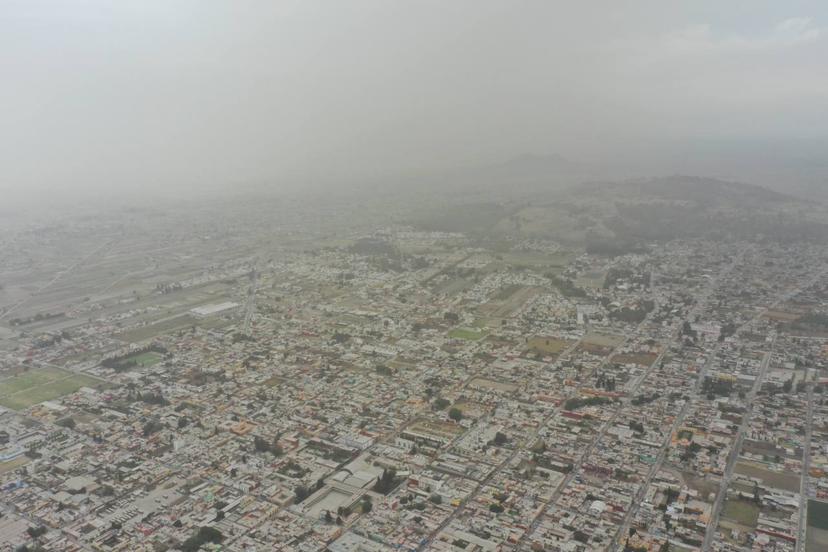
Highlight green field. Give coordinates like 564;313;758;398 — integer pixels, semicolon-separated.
807;500;828;552
0;367;105;411
125;351;164;367
448;328;486;341
808;499;828;530
722;497;760;527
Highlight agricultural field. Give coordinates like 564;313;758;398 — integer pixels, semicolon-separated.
807;499;828;552
0;367;106;411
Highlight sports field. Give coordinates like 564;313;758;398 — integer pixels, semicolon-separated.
0;367;104;411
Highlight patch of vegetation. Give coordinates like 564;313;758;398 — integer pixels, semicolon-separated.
101;345;167;372
180;526;223;552
808;499;828;530
564;395;613;411
448;328;485;341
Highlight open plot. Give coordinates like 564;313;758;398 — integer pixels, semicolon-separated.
492;284;522;301
579;333;625;356
448;328;486;341
807;500;828;552
734;460;801;492
478;285;539;318
468;377;518;393
0;456;29;474
452;400;490;418
0;368;106;411
407;419;465;440
0;367;67;395
612;352;659;367
501;251;573;270
721;497;760;528
116;314;198;342
525;336;572;358
124;351;164;368
808;499;828;530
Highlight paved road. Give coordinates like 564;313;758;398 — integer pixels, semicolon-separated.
795;382;814;552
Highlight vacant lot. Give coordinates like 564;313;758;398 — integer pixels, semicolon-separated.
0;367;105;411
612;352;659;367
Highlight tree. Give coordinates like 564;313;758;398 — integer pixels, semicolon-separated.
142;419;163;437
26;526;47;540
55;417;75;429
489;503;504;514
448;407;463;422
181;526;223;552
294;485;310;504
374;468;398;494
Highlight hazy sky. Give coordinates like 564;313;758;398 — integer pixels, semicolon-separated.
2;1;827;203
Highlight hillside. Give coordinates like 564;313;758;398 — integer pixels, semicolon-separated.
413;175;828;250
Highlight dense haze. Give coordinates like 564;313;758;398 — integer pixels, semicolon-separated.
2;0;827;208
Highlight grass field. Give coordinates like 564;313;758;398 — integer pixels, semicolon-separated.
0;367;105;411
448;328;486;341
722;497;760;527
125;351;163;367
